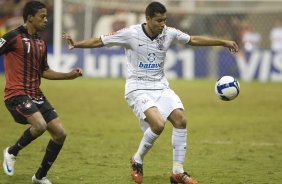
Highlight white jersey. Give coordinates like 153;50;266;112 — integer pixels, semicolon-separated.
101;24;190;95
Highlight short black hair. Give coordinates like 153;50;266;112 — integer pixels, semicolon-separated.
145;1;167;17
23;1;46;23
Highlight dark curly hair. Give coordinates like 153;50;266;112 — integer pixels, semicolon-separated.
23;1;46;23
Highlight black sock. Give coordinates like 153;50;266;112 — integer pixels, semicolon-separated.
35;140;63;179
8;128;36;156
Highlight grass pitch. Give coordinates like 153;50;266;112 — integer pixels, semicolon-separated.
0;75;281;184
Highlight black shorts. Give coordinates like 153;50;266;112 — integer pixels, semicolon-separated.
5;95;58;125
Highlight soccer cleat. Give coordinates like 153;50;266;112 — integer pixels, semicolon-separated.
130;157;143;184
3;147;16;176
32;175;52;184
170;172;198;184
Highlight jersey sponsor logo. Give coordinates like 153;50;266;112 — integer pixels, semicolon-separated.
147;53;156;62
0;38;6;47
138;62;161;70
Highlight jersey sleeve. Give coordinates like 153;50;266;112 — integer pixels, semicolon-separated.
0;31;17;55
100;27;131;47
169;27;191;44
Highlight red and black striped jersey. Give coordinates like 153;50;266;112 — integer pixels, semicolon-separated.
0;25;49;100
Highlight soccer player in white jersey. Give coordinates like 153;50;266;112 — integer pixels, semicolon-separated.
63;2;238;184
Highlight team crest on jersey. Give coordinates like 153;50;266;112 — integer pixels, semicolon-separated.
0;38;6;48
37;40;43;51
156;35;166;50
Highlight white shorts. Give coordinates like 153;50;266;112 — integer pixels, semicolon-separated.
125;88;184;132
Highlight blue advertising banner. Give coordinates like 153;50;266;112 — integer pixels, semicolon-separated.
1;46;282;81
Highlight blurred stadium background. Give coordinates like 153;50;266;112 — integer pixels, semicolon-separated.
1;0;282;81
1;1;282;183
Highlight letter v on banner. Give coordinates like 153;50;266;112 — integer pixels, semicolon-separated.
237;51;261;81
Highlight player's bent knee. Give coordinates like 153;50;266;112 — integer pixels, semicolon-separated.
179;119;187;128
53;131;67;144
31;122;47;137
172;117;187;129
151;122;165;135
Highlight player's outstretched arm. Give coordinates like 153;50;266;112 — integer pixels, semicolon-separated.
188;35;239;53
63;32;104;49
42;68;83;80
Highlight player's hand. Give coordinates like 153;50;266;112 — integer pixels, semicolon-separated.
224;40;239;54
63;32;75;50
68;67;83;79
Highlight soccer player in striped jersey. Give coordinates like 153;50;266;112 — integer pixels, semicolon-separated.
63;1;238;184
1;1;83;184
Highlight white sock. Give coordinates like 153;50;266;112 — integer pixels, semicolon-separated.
134;128;159;164
172;127;187;174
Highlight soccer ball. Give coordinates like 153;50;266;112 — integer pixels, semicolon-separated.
215;76;240;101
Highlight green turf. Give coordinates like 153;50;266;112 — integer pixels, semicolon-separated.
0;75;281;184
